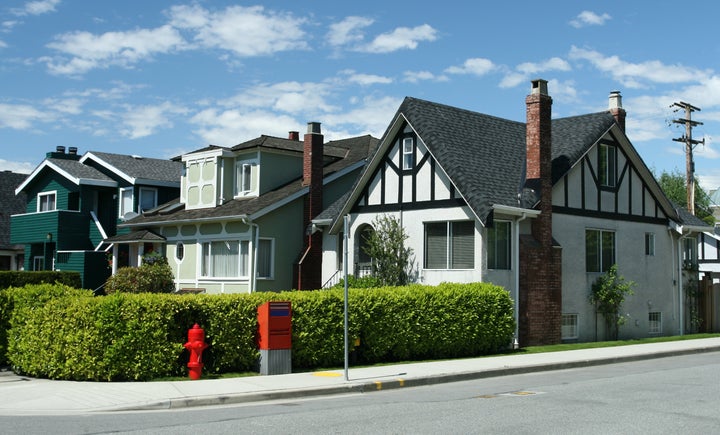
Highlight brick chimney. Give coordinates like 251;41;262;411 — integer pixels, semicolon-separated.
519;78;562;347
525;79;553;248
288;131;300;141
608;91;626;132
296;122;324;290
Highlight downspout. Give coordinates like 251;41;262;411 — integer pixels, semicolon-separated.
513;212;528;348
678;235;684;335
242;218;259;293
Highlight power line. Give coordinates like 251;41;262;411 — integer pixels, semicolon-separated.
671;101;704;215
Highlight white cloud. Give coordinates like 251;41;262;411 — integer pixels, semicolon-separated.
500;57;571;88
13;0;60;16
327;16;374;47
402;70;449;83
320;95;401;139
42;97;83;115
569;11;611;28
343;71;393;86
119;101;188;139
0;40;6;49
445;58;496;76
0;103;50;129
357;24;437;53
219;81;338;115
169;4;308;56
0;159;34;173
569;46;709;88
2;21;19;32
190;108;300;146
45;25;186;75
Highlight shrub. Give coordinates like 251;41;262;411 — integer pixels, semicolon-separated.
332;274;382;289
0;271;82;290
105;262;175;294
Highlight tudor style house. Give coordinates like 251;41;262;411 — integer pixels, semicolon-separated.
11;147;182;289
317;79;710;346
116;124;377;293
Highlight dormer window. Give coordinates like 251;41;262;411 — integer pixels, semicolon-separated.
402;137;414;170
235;159;257;197
37;191;56;212
119;187;133;218
138;187;158;212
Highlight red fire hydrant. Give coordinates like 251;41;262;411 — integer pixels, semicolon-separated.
184;323;209;380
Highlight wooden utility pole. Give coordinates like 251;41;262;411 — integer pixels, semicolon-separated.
672;101;704;215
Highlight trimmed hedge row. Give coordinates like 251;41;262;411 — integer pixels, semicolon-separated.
0;271;82;290
3;282;514;381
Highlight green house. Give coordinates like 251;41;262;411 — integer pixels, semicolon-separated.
117;123;377;293
11;147;182;290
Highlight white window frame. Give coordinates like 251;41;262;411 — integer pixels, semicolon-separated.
599;143;617;188
138;187;158;213
645;232;655;256
175;242;185;262
119;187;134;218
648;312;662;334
33;256;45;271
424;221;475;270
200;239;251;278
586;228;616;273
235;159;257;197
37;191;57;212
487;220;512;270
402;137;414;170
561;313;579;340
256;238;274;279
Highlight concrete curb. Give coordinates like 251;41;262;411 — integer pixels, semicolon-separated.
114;343;720;412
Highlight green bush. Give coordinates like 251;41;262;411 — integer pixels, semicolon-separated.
0;271;82;290
5;282;515;380
332;274;382;289
104;263;175;294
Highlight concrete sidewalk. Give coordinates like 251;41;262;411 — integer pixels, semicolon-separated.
1;337;719;415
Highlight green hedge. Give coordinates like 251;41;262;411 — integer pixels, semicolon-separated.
0;271;82;290
4;282;514;380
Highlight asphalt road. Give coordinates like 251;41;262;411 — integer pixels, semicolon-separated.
3;351;719;434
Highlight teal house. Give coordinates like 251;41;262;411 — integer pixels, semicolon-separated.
11;146;182;290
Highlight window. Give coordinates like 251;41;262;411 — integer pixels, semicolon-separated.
487;221;511;270
561;314;579;340
138;187;157;212
37;191;56;212
119;188;133;217
175;242;184;261
235;161;255;196
645;233;655;256
424;221;475;269
33;256;45;271
257;239;273;279
586;229;615;272
201;240;249;278
648;312;662;334
598;144;617;187
402;137;414;170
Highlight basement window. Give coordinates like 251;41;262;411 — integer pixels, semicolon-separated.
648;312;662;334
561;314;579;340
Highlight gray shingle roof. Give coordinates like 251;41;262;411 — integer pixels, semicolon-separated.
0;171;27;250
47;158;116;183
396;97;617;223
123;134;378;226
85;151;183;184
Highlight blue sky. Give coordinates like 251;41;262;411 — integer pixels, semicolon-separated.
2;1;720;191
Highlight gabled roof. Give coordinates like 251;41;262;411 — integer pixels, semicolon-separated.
16;158;116;194
0;171;27;250
121;134;379;227
103;229;165;243
673;202;712;232
80;151;183;187
329;96;673;233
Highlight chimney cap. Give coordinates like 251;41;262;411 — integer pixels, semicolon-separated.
608;90;623;110
530;79;549;96
306;122;321;134
56;146;66;153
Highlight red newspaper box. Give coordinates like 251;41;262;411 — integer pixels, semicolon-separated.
257;301;292;350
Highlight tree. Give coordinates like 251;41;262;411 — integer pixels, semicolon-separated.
657;168;714;225
362;214;414;286
589;264;635;341
104;252;175;294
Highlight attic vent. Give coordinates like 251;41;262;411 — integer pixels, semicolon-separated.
131;155;143;160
